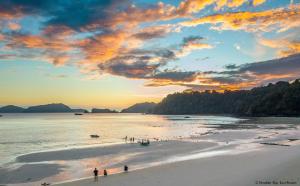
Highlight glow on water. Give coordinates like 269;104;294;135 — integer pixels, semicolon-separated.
0;113;242;165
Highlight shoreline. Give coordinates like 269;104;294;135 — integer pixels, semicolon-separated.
1;140;223;185
55;144;300;186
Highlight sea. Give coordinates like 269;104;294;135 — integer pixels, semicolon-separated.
0;113;243;165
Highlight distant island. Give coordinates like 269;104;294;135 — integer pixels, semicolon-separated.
0;105;25;113
0;103;90;113
23;103;73;113
0;102;156;114
121;102;157;113
91;108;118;113
153;79;300;116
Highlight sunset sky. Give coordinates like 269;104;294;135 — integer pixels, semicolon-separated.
0;0;299;109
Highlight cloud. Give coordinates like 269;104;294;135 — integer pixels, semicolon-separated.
95;35;213;81
2;0;298;92
131;25;172;40
225;64;239;70
78;30;129;64
258;37;300;57
144;54;300;91
3;32;76;65
236;54;300;76
7;34;71;51
208;53;300;89
180;5;300;33
151;71;198;82
7;22;21;30
0;33;4;41
0;0;127;29
97;48;176;78
0;0;268;31
176;36;213;57
177;0;266;14
0;0;269;68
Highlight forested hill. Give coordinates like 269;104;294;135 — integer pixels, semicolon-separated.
121;102;157;113
153;80;300;116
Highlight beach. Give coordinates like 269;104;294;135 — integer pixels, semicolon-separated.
56;144;300;186
1;114;300;186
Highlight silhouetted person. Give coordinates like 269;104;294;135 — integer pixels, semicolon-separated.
124;165;128;172
125;136;128;143
93;168;98;182
104;169;108;176
133;137;135;142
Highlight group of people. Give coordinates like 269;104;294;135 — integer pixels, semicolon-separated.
124;136;135;143
124;136;152;145
93;165;129;182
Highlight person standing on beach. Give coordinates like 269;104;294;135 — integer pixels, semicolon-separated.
104;169;108;176
93;168;98;182
124;165;128;172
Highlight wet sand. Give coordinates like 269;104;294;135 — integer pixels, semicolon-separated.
56;144;300;186
0;141;220;185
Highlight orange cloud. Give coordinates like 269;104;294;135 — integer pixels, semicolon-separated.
88;0;266;31
258;38;300;57
180;5;300;33
7;22;21;30
177;0;266;14
78;30;129;64
9;34;72;51
4;33;78;65
0;33;4;41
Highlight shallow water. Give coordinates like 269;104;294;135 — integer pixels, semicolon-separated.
0;113;243;165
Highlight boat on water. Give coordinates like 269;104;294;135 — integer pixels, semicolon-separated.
90;134;100;138
74;113;83;115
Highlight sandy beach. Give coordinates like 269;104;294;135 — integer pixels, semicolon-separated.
1;116;300;186
56;144;300;186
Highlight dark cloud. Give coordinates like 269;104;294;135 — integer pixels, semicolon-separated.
144;53;300;90
98;56;160;79
225;64;238;69
196;56;210;61
237;54;300;75
202;53;300;88
151;71;198;81
182;36;204;45
98;48;176;78
131;26;169;40
0;0;129;29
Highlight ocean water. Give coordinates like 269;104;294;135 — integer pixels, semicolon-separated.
0;113;242;165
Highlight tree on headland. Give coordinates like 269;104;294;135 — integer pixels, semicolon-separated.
153;79;300;116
